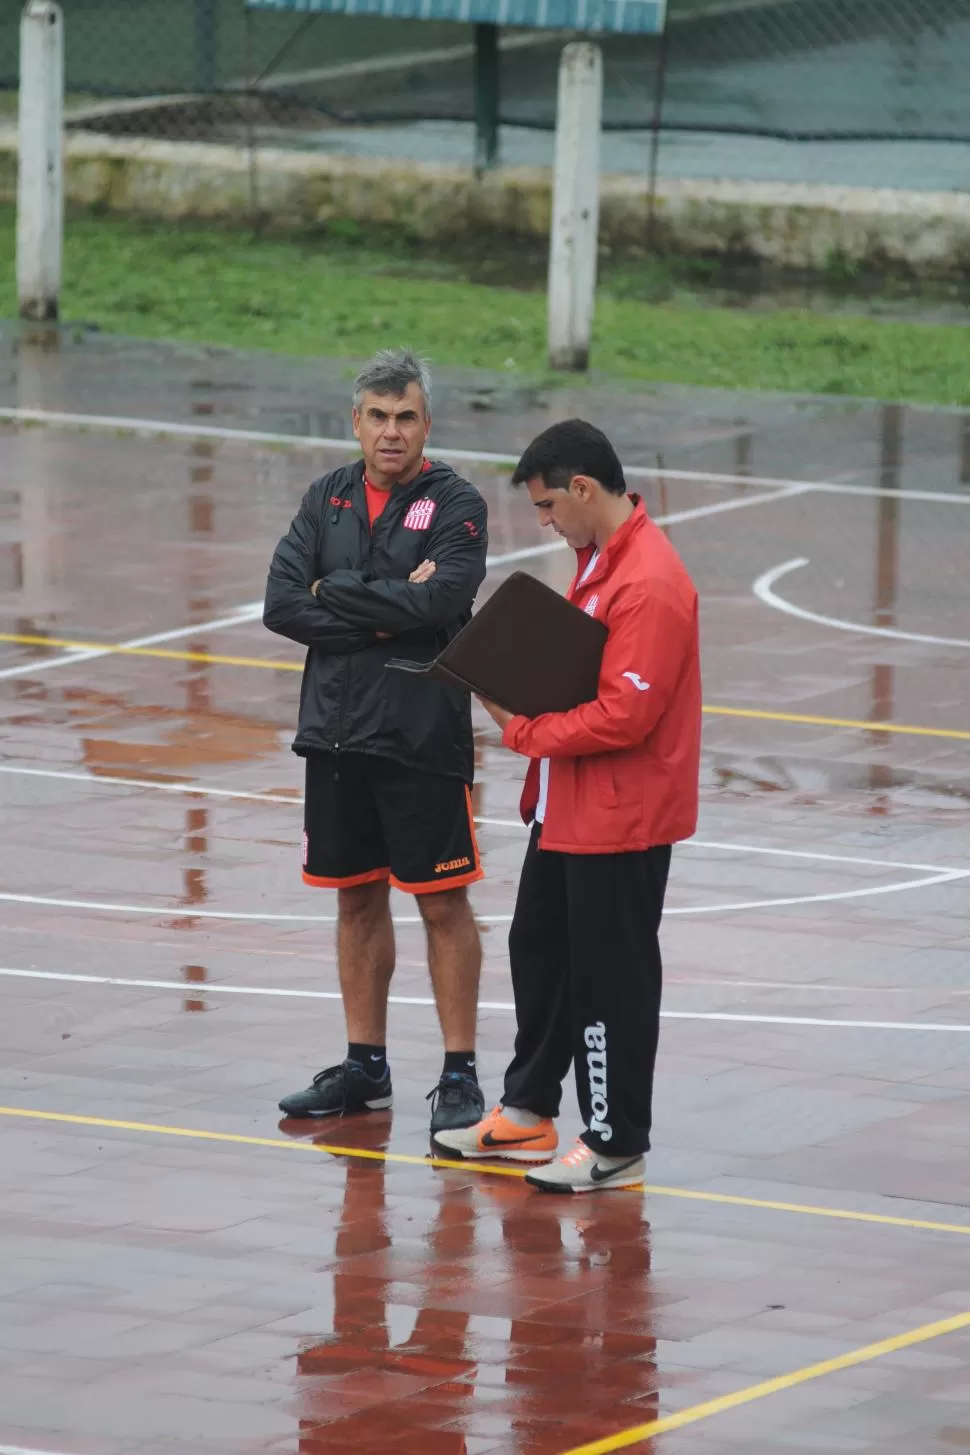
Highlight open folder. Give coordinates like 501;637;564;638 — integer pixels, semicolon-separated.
386;570;608;717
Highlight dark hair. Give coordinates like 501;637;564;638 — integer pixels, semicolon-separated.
511;419;627;496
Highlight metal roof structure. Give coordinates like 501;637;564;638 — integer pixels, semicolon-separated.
246;0;666;36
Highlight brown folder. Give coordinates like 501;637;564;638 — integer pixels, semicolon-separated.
387;570;607;717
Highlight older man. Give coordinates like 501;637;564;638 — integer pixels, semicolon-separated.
263;349;488;1136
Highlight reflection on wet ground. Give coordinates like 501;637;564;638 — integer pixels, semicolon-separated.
0;331;969;1454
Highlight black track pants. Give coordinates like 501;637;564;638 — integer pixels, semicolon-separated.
502;826;671;1157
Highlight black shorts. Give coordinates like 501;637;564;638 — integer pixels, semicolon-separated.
302;752;483;896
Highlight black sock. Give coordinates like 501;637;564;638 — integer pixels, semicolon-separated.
348;1042;387;1079
443;1051;478;1082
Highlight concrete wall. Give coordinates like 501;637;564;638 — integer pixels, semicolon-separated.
2;126;970;277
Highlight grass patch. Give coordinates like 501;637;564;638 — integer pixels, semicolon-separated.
3;207;970;405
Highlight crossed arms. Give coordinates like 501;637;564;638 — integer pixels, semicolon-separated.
262;486;488;652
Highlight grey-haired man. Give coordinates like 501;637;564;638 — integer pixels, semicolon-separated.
264;349;489;1136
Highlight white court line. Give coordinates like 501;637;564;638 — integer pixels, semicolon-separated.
754;558;970;651
661;1011;970;1033
5;405;970;505
485;540;569;567
6;768;965;879
0;764;302;805
2;968;968;1035
647;467;970;508
1;869;966;924
0;600;265;682
0;405;708;473
634;469;970;509
0;1447;81;1455
654;483;814;526
667;976;970;996
487;540;588;566
0;891;499;925
487;486;810;566
0;968;510;1009
8;966;970;1001
660;870;969;914
684;837;967;877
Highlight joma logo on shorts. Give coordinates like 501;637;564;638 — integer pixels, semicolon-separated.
435;856;471;874
584;1020;613;1142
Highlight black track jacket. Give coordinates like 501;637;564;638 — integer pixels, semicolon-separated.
263;459;488;782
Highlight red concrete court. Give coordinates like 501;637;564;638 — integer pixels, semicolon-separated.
0;333;969;1455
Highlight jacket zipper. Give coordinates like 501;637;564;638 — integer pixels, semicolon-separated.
332;473;369;777
330;469;425;773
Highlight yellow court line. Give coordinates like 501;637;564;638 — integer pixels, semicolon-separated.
3;1107;970;1238
0;1106;524;1179
1;630;967;741
635;1182;970;1237
559;1308;970;1455
705;703;970;742
0;631;301;673
3;1115;967;1455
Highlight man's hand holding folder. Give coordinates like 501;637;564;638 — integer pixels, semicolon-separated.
386;571;608;717
478;697;514;731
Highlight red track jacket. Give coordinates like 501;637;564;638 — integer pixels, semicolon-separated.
504;498;701;854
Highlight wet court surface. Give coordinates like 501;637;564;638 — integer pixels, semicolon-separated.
0;330;969;1454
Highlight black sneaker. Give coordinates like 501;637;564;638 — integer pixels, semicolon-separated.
427;1072;485;1136
278;1060;393;1119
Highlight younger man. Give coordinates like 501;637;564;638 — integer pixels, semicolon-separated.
434;419;701;1191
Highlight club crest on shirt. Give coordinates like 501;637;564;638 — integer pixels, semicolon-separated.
403;498;437;532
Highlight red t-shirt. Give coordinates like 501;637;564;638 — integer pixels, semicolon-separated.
363;459;432;529
364;477;391;528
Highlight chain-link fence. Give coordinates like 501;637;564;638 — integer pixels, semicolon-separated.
2;0;969;191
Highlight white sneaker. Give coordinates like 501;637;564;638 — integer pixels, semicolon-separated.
524;1139;645;1194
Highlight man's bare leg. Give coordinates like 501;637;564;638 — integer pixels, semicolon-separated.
417;887;481;1051
338;879;396;1043
277;878;395;1117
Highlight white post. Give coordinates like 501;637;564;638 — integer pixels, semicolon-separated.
547;42;603;372
17;0;64;322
